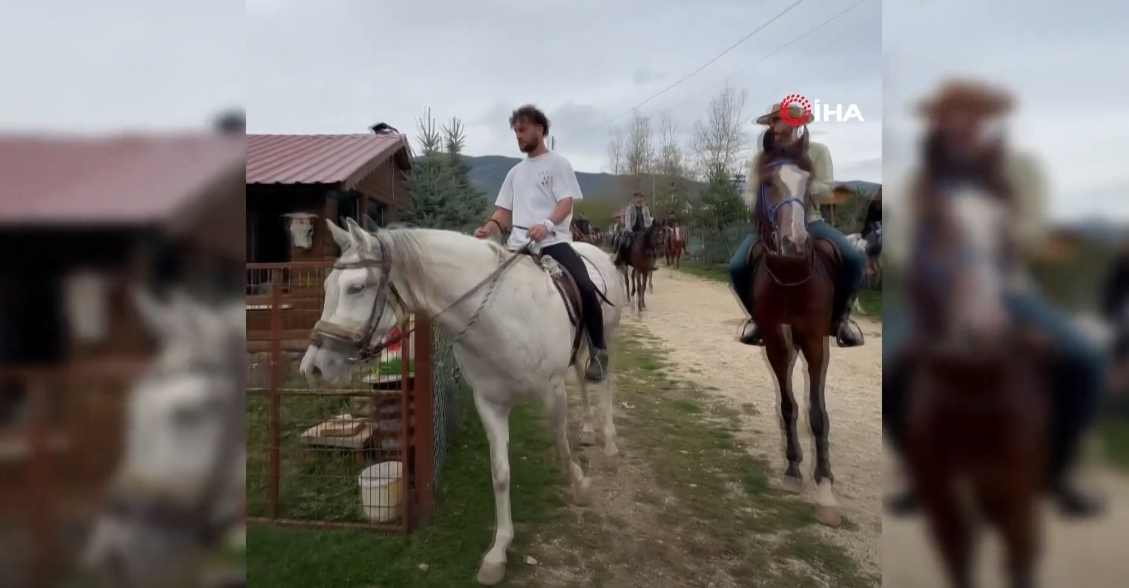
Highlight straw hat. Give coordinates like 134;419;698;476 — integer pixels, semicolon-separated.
755;102;814;126
915;79;1014;119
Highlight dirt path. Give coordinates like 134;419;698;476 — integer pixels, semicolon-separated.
627;267;884;578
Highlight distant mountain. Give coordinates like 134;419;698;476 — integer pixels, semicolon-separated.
466;155;704;204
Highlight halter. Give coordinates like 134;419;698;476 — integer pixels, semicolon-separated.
756;158;817;286
310;233;530;363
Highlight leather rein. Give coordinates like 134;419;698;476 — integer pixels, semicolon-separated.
310;233;531;363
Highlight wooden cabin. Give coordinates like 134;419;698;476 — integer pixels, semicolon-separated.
245;131;412;351
0;125;245;581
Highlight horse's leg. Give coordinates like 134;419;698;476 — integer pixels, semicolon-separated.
473;394;514;586
594;331;619;456
764;329;803;493
981;491;1038;588
573;352;597;446
647;268;654;294
798;331;840;527
545;379;592;504
923;492;976;588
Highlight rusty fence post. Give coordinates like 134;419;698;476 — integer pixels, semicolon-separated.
412;317;435;528
267;269;283;520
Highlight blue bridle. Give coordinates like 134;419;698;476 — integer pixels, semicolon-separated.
757;158;807;244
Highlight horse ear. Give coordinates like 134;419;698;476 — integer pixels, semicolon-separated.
362;215;380;233
326;219;352;250
132;285;171;336
346;219;372;248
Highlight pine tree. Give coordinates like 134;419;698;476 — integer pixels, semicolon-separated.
401;110;488;232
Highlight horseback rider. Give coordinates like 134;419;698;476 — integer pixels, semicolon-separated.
614;192;655;268
728;103;866;347
883;79;1105;517
473;104;609;382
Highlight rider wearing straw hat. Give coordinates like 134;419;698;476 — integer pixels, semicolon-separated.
728;101;867;348
882;79;1105;517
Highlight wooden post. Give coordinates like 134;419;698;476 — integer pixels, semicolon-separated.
412;318;435;527
267;270;283;519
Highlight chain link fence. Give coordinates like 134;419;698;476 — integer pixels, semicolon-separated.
246;263;469;533
681;219;883;291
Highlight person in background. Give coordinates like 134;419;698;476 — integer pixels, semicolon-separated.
614;192;654;268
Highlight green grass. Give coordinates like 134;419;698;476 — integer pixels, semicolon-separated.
247;397;565;588
1101;418;1129;472
375;356;415;376
247;329;877;588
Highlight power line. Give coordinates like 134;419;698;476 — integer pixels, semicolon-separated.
573;0;811;135
649;0;873;120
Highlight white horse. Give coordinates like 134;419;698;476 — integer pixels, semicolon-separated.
300;218;625;586
83;289;246;587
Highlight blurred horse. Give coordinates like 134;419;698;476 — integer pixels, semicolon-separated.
84;290;245;588
623;223;658;311
903;171;1047;588
664;224;686;269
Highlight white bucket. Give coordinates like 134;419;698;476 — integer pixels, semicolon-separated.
358;461;403;523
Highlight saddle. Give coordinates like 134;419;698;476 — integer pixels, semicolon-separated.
747;237;841;268
518;249;603;367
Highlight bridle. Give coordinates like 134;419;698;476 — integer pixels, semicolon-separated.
756;158;816;287
309;232;530;363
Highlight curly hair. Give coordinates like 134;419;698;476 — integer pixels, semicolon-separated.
509;104;550;137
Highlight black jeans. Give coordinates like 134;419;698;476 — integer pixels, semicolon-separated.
541;243;607;350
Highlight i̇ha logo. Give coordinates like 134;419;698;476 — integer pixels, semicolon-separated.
779;94;865;127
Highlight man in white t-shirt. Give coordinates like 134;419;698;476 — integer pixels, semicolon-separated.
473;104;609;382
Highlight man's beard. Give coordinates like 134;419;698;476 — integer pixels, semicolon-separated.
519;139;537;153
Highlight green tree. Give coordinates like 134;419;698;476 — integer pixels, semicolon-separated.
695;163;746;227
401;109;488;232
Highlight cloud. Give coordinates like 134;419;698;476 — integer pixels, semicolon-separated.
884;0;1128;220
243;0;880;176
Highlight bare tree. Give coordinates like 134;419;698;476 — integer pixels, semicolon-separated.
689;84;751;179
623;111;654;193
652;114;689;216
605;125;626;175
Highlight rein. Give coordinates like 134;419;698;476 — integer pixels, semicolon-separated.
312;234;532;363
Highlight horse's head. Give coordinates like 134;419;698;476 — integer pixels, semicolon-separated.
755;131;812;258
301;218;408;386
910;185;1013;352
84;289;245;586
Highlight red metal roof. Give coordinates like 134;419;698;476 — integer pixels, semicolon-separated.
0;134;245;225
246;134;411;186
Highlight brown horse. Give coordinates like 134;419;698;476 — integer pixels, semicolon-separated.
902;153;1047;588
622;224;658;311
571;226;586;243
664;225;685;268
746;131;843;526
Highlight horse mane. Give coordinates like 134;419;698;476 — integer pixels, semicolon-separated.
373;225;510;312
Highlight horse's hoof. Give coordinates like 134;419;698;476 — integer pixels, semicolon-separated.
579;430;596;446
815;505;842;528
476;561;507;586
604;443;619;457
573;477;592;506
782;475;804;495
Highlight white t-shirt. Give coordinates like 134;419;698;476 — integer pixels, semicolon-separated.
495;151;583;249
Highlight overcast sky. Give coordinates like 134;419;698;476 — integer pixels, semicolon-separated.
246;0;881;182
0;0;244;134
885;0;1128;222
